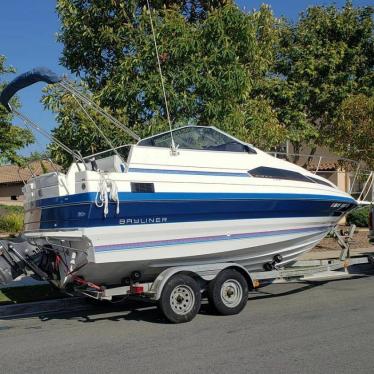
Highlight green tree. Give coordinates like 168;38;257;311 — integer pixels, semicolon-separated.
141;0;234;21
49;1;285;167
25;151;50;162
265;1;373;159
43;83;130;168
332;94;374;167
57;0;233;91
0;56;34;164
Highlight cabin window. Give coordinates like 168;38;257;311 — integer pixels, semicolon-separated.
248;167;313;183
138;126;256;153
308;176;334;187
131;182;155;193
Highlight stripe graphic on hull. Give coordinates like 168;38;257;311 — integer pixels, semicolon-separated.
36;192;356;208
94;225;330;253
128;167;249;177
26;195;355;230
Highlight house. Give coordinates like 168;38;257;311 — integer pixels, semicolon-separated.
0;160;59;203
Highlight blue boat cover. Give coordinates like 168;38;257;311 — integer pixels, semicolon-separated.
0;67;61;111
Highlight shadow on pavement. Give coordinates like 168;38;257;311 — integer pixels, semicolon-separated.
34;281;326;324
37;299;169;324
249;270;374;301
9;270;368;325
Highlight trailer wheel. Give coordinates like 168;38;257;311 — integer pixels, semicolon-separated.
158;274;201;324
208;269;248;316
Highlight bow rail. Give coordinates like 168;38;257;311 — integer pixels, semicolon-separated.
269;151;374;204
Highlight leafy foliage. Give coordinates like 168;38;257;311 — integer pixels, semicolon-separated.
140;0;234;22
264;1;374;154
346;206;370;227
50;1;285;166
0;210;24;233
0;204;24;215
43;83;131;168
50;1;373;168
0;56;34;164
332;94;374;167
0;205;23;233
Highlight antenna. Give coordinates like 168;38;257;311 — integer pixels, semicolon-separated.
146;0;177;154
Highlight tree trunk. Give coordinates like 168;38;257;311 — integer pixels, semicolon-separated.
303;146;317;169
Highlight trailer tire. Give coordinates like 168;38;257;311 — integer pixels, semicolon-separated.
158;274;201;324
208;269;248;316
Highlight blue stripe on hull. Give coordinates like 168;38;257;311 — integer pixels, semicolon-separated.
95;225;329;252
35;192;356;208
24;194;356;230
128;167;249;177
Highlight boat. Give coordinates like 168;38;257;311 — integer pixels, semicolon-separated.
0;67;357;290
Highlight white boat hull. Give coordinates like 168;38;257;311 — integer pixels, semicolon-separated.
60;217;332;285
21;134;357;288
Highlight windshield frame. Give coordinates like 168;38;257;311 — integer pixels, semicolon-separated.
137;126;256;154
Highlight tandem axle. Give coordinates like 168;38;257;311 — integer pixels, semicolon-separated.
77;254;373;323
74;225;373;323
1;225;373;323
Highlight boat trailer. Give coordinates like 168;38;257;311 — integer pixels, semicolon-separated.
0;225;373;323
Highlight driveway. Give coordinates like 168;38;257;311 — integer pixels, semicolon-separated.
1;276;374;374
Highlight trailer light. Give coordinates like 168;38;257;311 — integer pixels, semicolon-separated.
252;279;260;289
131;284;144;295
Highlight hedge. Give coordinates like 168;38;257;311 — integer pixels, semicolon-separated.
346;206;370;227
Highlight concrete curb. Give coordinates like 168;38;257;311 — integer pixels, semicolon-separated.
0;297;92;319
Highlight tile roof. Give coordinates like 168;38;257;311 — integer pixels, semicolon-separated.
0;161;60;184
307;162;338;171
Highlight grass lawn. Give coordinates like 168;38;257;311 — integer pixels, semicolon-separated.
0;204;24;215
0;204;24;234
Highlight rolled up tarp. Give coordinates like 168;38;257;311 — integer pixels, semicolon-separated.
0;67;62;111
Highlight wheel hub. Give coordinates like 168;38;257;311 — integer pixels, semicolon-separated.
226;288;234;297
220;279;243;308
170;285;195;315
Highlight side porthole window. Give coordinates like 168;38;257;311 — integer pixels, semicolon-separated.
131;182;155;193
248;166;313;183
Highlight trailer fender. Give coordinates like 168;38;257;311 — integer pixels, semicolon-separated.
150;262;252;301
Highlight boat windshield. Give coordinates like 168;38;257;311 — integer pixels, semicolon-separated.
138;126;255;153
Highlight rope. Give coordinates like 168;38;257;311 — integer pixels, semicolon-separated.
146;0;176;152
94;174;120;216
95;174;109;217
109;179;120;215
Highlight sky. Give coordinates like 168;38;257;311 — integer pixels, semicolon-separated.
0;0;372;156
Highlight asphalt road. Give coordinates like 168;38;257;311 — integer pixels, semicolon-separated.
1;275;374;374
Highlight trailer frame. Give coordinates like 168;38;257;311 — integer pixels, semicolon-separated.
76;224;373;315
